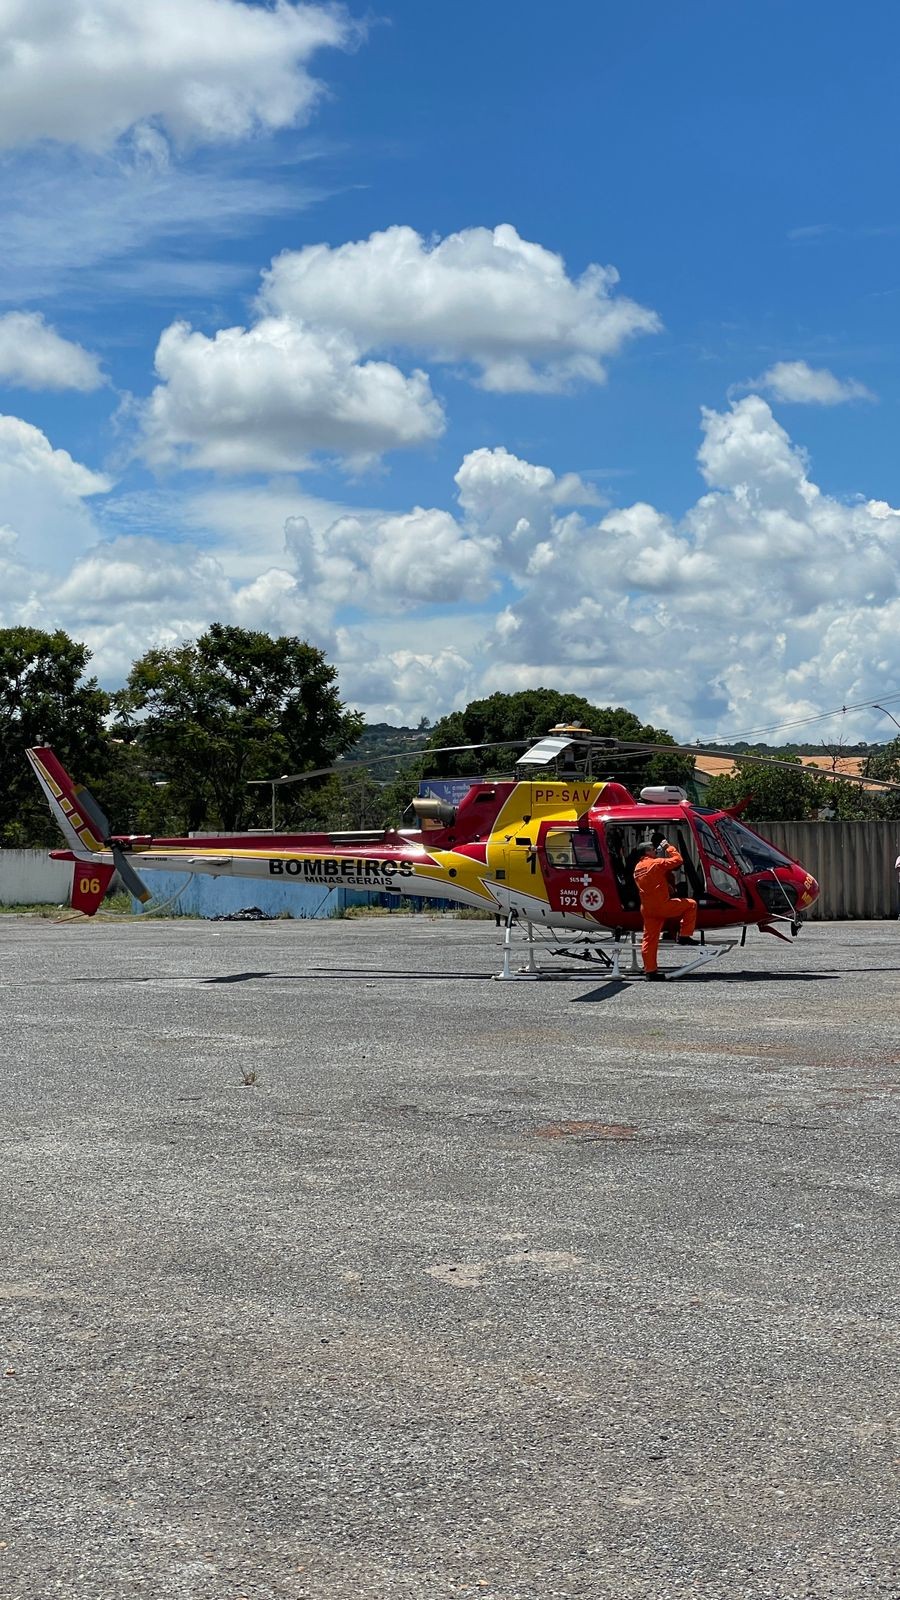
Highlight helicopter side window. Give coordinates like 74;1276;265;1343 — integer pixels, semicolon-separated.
572;831;602;867
544;829;602;869
544;830;575;867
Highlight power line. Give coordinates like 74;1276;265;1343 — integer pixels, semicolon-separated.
709;690;900;745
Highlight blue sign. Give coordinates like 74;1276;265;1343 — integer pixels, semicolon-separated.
418;777;478;807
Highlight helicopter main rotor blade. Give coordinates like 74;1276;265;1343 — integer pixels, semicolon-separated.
248;739;534;787
248;730;900;794
482;731;900;791
614;740;900;792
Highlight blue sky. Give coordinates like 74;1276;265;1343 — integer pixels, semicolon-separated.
1;0;899;743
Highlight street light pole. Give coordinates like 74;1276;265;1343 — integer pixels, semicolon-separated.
873;703;900;735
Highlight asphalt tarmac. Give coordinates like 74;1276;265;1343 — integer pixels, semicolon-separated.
0;914;897;1600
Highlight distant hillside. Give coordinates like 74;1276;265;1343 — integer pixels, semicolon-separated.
344;723;430;781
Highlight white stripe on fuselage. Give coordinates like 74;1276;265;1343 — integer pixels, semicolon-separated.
96;846;610;927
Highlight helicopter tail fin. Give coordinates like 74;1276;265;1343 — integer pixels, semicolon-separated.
28;746;153;909
26;747;109;855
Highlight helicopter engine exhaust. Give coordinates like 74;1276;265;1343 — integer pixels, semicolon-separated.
411;797;457;826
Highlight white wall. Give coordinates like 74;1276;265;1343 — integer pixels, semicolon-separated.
0;849;72;905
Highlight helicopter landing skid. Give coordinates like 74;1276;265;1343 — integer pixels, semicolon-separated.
662;938;737;979
494;920;737;982
494;918;614;980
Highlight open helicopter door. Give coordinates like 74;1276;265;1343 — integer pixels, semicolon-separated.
604;818;707;914
688;813;748;912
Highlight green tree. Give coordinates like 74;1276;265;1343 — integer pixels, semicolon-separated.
865;738;900;821
705;754;826;822
283;764;401;834
422;689;694;791
0;628;112;847
115;624;363;833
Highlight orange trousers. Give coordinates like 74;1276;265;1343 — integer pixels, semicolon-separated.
641;897;697;972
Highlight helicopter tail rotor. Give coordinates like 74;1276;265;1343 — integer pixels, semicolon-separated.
108;843;153;905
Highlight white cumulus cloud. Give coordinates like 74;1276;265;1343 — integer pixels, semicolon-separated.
260;223;661;393
0;311;104;391
142;317;445;472
5;398;900;737
0;414;109;497
746;360;874;405
484;397;900;737
332;626;476;726
53;535;230;618
0;0;353;152
285;504;494;611
454;445;601;571
141;224;659;473
25;534;323;685
0;414;110;578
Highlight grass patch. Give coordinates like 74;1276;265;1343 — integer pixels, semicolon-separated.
340;904;406;918
0;901;67;917
101;891;134;914
1;889;154;919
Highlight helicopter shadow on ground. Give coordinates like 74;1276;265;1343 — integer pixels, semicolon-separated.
570;970;843;1002
55;968;540;986
201;968;496;984
667;969;842;983
59;966;875;992
202;966;848;994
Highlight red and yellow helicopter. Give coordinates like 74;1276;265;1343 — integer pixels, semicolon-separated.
25;723;857;979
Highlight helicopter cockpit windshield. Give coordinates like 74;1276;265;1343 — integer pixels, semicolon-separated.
714;817;795;875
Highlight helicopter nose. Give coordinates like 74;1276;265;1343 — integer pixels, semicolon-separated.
796;869;819;909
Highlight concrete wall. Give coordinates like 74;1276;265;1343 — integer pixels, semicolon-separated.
0;849;437;917
127;871;437;919
764;821;899;919
0;849;72;906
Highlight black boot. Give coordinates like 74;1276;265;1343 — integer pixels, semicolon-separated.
645;969;667;981
677;935;699;946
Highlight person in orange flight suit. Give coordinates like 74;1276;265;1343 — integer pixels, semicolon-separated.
633;835;698;982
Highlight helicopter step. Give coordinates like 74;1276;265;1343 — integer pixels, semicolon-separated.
660;938;737;979
494;918;737;981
